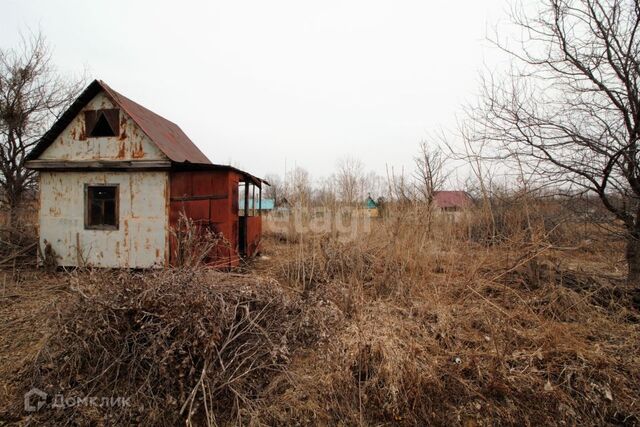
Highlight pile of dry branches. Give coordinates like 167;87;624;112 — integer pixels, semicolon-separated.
15;269;339;426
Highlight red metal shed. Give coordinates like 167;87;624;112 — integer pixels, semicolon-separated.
169;164;266;268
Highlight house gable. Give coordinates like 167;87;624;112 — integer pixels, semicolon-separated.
39;91;167;162
26;79;212;166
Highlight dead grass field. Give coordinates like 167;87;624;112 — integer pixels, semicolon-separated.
0;206;639;426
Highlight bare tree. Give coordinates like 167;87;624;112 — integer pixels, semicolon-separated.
314;175;338;207
263;173;283;205
469;0;640;285
287;166;312;205
0;32;83;225
413;141;448;205
385;165;415;206
335;156;365;204
363;170;384;211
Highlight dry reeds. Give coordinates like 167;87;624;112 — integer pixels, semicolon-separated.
257;202;639;425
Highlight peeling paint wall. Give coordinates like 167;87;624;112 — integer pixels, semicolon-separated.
39;171;168;268
39;92;167;161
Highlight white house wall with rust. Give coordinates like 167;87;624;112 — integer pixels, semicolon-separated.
39;171;169;268
36;89;170;268
39;92;167;161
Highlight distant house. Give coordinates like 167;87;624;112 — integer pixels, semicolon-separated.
431;191;474;222
364;195;381;217
432;191;474;211
365;195;378;209
25;80;267;268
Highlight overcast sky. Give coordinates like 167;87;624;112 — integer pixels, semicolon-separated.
2;0;512;182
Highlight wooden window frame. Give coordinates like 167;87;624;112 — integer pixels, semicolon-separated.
84;184;120;230
85;109;120;138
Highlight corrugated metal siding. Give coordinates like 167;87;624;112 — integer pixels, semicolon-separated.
39;171;168;268
39;92;167;162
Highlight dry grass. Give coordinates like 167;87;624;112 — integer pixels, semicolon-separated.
0;270;69;411
256;206;639;425
0;202;638;426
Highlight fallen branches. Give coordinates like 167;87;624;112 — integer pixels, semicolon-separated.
18;269;310;426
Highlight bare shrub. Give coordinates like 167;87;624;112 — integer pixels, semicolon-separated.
171;213;232;268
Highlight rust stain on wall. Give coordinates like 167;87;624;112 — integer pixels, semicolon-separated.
132;140;145;158
38;92;166;162
117;141;126;159
38;171;168;268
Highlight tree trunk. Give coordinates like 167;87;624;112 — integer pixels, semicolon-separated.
625;231;640;286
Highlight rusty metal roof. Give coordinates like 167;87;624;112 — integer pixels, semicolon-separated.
26;80;212;164
433;191;474;209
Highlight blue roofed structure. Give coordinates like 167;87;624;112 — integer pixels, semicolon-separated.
365;195;378;209
239;198;275;211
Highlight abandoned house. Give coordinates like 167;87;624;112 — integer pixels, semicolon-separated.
25;80;266;268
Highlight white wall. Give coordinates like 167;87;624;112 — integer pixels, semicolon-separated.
39;92;166;161
39;171;168;268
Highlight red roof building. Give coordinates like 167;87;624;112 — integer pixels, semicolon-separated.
433;191;474;211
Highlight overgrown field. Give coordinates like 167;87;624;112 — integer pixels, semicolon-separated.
0;205;639;426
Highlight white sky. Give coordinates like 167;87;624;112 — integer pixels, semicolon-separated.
2;0;512;182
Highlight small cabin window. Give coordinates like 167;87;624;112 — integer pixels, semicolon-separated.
85;185;119;229
85;109;120;137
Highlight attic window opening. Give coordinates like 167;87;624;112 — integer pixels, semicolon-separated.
85;109;120;137
85;184;119;230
